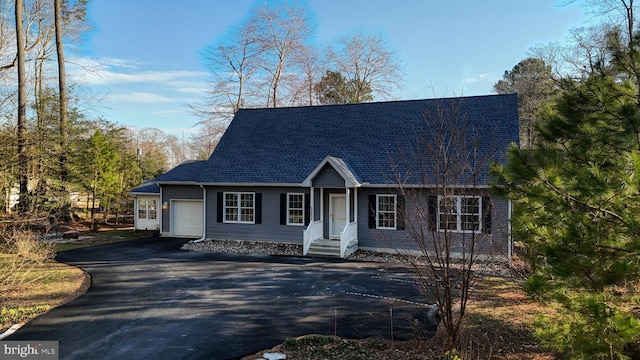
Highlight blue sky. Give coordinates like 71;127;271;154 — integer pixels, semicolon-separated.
77;0;585;137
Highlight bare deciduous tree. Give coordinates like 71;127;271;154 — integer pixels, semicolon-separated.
529;0;639;80
201;19;263;117
15;0;27;212
256;2;312;108
188;119;227;160
54;0;69;214
291;44;324;106
135;127;168;178
164;134;188;169
0;2;17;72
195;2;315;147
394;99;505;351
329;32;404;102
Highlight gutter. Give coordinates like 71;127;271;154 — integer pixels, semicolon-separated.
193;184;207;243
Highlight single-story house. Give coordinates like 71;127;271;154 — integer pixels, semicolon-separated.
151;94;519;259
130;180;160;231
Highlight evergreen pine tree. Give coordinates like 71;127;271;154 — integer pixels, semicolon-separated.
492;68;640;358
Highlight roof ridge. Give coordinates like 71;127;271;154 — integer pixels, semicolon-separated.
235;93;517;113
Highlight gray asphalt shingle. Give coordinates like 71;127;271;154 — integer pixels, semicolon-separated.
156;94;519;186
130;181;160;194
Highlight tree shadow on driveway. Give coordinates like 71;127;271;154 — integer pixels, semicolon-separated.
8;237;438;360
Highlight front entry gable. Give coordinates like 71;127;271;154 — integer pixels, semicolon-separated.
302;156;361;258
302;156;360;188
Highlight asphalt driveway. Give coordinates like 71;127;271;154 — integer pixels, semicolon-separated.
7;237;436;360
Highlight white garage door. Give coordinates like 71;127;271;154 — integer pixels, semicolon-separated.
172;200;203;237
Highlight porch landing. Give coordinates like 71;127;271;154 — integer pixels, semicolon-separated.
306;239;341;258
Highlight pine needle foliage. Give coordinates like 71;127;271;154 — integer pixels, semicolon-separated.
492;66;640;359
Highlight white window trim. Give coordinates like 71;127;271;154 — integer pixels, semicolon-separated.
148;199;157;220
223;192;255;224
138;198;147;219
286;193;305;226
437;195;482;233
376;194;397;230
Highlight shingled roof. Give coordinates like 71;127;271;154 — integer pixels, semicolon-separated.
155;94;518;186
130;180;160;195
154;160;208;183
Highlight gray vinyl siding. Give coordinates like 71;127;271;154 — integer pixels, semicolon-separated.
312;164;345;187
356;188;406;250
205;186;309;243
162;184;510;256
356;188;510;257
312;188;321;220
161;185;204;233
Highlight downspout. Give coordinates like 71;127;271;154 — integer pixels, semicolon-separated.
133;194;138;230
507;199;513;265
158;186;163;235
193;185;207;243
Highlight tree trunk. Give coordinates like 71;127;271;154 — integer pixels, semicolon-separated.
55;0;70;220
34;59;43;185
91;171;98;230
15;0;28;213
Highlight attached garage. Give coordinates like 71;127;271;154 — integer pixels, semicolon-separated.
171;200;204;237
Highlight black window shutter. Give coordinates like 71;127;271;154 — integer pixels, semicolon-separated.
482;196;492;234
368;195;376;229
304;193;311;225
255;193;262;224
217;192;223;223
280;193;287;225
427;195;437;231
397;195;405;230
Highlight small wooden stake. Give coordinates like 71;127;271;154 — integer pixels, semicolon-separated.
334;307;337;337
390;307;394;343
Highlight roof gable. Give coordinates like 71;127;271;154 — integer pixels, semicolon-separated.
302;156;360;187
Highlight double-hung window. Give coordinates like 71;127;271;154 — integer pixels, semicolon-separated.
287;193;304;225
376;194;397;230
138;199;147;219
137;199;157;220
438;195;481;232
224;192;255;223
147;199;157;219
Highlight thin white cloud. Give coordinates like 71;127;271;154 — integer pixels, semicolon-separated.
464;73;499;84
68;56;207;86
69;56;148;70
108;92;175;103
154;109;192;115
176;86;209;94
68;56;211;132
99;57;150;69
76;69;207;86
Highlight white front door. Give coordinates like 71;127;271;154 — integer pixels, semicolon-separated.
329;194;347;239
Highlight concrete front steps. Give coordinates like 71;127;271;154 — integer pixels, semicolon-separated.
306;238;341;258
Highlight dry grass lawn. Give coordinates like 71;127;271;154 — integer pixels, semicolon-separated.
0;259;89;334
0;227;157;335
